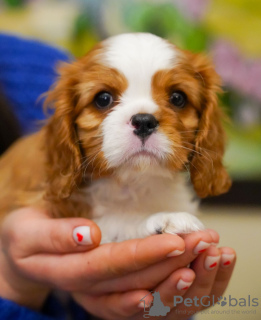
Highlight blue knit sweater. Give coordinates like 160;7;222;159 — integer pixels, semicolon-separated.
0;33;72;134
0;295;88;320
0;33;89;320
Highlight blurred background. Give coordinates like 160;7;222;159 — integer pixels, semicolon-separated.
0;0;260;319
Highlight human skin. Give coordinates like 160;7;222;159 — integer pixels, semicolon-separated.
0;207;235;319
73;239;236;319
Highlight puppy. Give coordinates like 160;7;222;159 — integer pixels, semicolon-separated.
0;33;231;243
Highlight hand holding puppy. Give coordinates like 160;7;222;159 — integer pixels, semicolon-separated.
0;207;235;320
0;207;185;309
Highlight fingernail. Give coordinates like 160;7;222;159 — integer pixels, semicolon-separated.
205;255;220;271
211;242;218;246
194;241;211;254
167;249;185;257
73;226;92;245
177;279;193;291
221;253;235;267
138;299;152;309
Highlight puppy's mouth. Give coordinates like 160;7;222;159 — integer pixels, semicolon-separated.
130;149;157;158
124;146;164;165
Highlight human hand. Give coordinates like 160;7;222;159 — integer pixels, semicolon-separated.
0;207;186;310
73;230;236;320
0;207;101;309
0;206;235;320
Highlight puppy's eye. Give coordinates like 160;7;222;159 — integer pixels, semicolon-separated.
95;92;114;109
170;91;187;109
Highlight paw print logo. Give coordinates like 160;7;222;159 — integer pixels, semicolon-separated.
217;296;227;307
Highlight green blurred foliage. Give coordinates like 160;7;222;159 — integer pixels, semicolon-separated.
3;0;24;7
123;3;209;52
71;13;99;57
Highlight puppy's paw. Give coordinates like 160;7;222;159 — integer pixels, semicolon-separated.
145;212;204;235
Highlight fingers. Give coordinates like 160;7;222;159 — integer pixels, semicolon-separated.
73;269;194;320
208;247;236;302
73;290;151;320
172;245;221;318
205;228;219;245
1;207;101;257
73;246;235;320
155;268;196;307
16;233;185;291
94;229;214;293
84;233;185;278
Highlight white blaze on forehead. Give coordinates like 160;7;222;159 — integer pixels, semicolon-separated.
101;34;178;168
102;33;177;110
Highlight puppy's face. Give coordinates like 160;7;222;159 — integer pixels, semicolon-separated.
46;33;231;200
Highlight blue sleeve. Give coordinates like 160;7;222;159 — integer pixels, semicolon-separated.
0;296;66;320
0;33;72;134
0;295;92;320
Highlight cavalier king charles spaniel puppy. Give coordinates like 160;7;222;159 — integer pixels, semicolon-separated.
0;33;231;242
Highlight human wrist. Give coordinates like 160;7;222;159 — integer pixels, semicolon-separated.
0;272;50;309
0;255;50;309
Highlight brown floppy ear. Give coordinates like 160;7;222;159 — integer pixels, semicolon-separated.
189;53;232;198
44;62;83;201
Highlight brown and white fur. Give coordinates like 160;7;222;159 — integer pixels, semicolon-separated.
0;33;231;243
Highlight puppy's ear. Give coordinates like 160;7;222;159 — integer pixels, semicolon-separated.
44;62;83;200
189;53;231;198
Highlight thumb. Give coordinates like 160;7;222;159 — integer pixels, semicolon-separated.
2;207;101;256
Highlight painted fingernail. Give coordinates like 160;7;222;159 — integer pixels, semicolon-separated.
194;241;211;254
138;297;153;309
205;255;220;271
177;279;193;291
73;226;92;245
167;249;185;257
221;253;235;267
138;302;145;309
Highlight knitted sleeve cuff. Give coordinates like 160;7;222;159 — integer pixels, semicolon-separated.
0;295;66;320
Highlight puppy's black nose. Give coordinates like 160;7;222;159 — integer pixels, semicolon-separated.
131;113;158;139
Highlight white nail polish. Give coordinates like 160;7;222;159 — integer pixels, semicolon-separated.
167;249;185;257
138;299;152;309
205;255;220;271
221;253;235;267
194;241;211;254
73;226;92;245
177;279;193;291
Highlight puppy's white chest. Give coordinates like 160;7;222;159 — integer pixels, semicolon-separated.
82;173;200;242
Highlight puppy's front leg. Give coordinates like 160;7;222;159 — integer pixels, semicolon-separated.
94;212;204;243
141;212;204;237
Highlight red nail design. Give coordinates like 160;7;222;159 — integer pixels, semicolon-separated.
205;256;220;271
177;279;193;291
209;262;217;268
77;233;83;242
221;254;235;267
73;226;92;245
194;241;211;254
